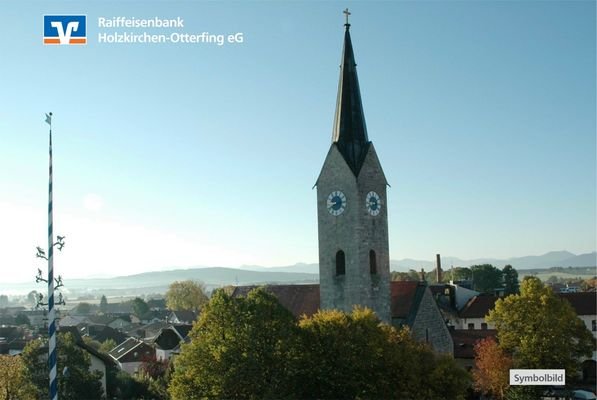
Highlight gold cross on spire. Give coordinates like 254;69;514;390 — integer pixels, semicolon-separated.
343;8;351;25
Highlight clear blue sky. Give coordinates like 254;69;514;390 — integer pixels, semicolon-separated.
1;1;595;282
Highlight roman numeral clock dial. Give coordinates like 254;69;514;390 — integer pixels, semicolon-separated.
327;191;347;216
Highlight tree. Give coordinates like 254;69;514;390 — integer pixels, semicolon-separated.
294;308;394;399
132;297;150;317
171;288;469;400
487;277;595;381
581;277;597;291
99;295;108;313
99;338;117;354
75;302;92;315
0;354;37;400
165;280;208;312
390;271;417;281
138;357;171;400
473;337;512;400
109;370;150;400
21;333;104;400
26;291;39;306
82;336;102;351
15;313;30;326
423;353;471;400
451;267;472;281
502;265;519;295
169;288;297;400
295;308;469;400
470;264;503;293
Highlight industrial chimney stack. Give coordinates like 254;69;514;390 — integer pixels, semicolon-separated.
436;254;442;283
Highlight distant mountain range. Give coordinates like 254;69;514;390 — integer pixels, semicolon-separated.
232;251;596;273
2;251;593;297
389;251;596;271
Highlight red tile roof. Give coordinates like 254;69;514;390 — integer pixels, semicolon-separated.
558;292;597;315
232;284;320;319
459;295;498;318
458;292;597;319
233;282;428;322
451;329;497;359
390;281;421;319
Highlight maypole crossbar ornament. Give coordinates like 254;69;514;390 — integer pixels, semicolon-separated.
35;112;66;400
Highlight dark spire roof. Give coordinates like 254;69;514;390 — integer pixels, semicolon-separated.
332;22;370;175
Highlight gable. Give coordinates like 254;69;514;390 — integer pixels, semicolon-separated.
356;143;388;186
390;281;425;325
314;144;357;188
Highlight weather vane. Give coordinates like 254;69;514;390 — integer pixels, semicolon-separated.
343;8;351;26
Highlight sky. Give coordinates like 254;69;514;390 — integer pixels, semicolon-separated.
0;1;595;283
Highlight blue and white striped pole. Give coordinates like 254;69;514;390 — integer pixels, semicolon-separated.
45;112;58;400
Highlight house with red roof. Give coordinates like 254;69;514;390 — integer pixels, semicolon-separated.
457;295;498;331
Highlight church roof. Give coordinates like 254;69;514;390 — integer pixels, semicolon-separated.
390;281;428;326
231;284;320;319
232;282;432;326
332;23;370;176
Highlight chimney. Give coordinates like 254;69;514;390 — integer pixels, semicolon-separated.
436;254;442;283
420;268;426;282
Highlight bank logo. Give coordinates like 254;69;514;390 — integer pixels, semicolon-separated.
43;15;87;45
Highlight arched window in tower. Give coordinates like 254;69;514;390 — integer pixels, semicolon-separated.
369;250;377;274
336;250;345;276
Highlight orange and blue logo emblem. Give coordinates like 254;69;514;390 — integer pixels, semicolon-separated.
43;15;87;45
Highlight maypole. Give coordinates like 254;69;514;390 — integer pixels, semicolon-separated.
35;112;65;400
46;112;57;400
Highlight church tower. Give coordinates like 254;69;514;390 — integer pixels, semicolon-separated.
315;16;391;323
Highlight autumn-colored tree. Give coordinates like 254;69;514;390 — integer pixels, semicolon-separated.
582;277;597;291
473;337;512;400
0;354;37;400
487;277;594;381
165;280;208;312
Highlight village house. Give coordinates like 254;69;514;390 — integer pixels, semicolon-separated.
108;337;155;374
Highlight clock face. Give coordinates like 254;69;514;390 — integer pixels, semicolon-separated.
327;191;347;216
366;191;382;216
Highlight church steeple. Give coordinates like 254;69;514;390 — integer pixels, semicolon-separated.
316;10;391;323
332;16;370;175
